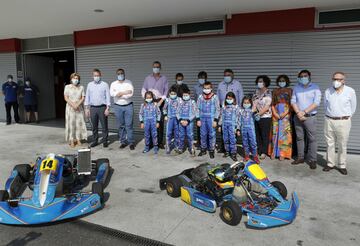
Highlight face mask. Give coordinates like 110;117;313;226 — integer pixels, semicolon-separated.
117;74;125;81
226;99;234;105
183;95;190;101
25;81;30;86
145;98;153;103
72;79;79;85
94;76;101;83
153;67;160;74
7;78;12;82
224;76;232;83
298;77;309;85
198;79;205;85
257;82;264;89
203;88;212;94
333;80;343;89
243;103;251;109
279;82;286;88
176;80;183;85
170;94;177;100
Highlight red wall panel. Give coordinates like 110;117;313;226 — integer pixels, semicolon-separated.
74;26;130;47
0;38;21;53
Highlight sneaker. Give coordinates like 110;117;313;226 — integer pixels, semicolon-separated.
291;158;305;165
189;148;196;157
309;161;317;170
143;147;150;153
253;155;260;164
103;142;108;148
154;146;159;154
243;155;250;162
119;143;128;149
223;152;230;158
129;144;135;150
89;142;98;148
231;154;238;162
323;165;334;172
209;151;215;159
198;150;207;157
260;154;267;160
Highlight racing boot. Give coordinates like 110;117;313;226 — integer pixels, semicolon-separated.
209;150;215;159
223;152;230;158
154;146;159;154
198;149;207;156
189;148;196;157
243;154;250;162
253;155;260;164
142;147;150;153
231;153;238;162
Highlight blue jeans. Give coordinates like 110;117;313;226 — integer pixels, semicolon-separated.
114;104;134;144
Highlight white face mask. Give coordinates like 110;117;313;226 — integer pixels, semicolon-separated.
117;74;125;81
94;76;101;83
278;82;287;88
7;78;13;82
25;81;30;86
153;67;160;74
257;82;264;89
203;88;212;95
72;79;79;85
176;80;183;85
333;80;343;89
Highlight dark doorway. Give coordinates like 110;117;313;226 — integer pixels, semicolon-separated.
24;51;74;120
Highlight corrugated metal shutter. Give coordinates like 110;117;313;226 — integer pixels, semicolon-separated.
0;53;17;121
76;28;360;154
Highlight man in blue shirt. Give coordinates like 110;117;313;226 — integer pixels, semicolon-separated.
291;70;322;169
22;78;40;123
2;75;20;125
216;69;244;152
84;69;111;148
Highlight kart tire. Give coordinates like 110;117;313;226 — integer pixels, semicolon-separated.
95;158;110;173
0;190;9;201
271;181;287;199
220;200;242;226
13;164;32;182
166;177;182;198
92;182;104;203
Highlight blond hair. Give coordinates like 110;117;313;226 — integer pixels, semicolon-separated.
70;73;80;80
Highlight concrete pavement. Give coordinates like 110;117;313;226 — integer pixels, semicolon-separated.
0;122;359;246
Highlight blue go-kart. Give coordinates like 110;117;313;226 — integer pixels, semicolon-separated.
159;160;299;228
0;150;110;225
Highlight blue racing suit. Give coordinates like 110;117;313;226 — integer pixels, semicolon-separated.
139;102;161;150
163;97;180;151
177;99;197;151
238;108;257;156
197;94;220;151
219;104;239;154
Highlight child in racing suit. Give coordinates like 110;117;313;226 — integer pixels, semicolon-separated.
218;92;239;162
176;88;197;156
139;91;161;154
238;95;259;163
196;81;220;159
163;85;181;154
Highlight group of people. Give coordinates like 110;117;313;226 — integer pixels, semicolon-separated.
2;75;40;124
3;61;356;176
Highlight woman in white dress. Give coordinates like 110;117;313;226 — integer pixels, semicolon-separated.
64;73;88;147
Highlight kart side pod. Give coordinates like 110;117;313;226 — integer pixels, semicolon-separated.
181;186;216;213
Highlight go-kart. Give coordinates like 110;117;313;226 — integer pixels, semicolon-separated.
0;149;111;225
159;160;299;228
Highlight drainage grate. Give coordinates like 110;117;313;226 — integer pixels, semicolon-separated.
73;220;173;246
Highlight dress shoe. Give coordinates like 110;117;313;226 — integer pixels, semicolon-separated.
323;165;334;172
103;142;108;148
198;150;207;157
119;143;128;149
89;142;98;148
223;152;230;158
209;151;215;159
231;154;238;162
291;158;305;165
309;161;317;169
338;168;348;175
129;144;135;150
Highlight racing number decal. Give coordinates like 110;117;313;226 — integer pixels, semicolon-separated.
40;159;58;171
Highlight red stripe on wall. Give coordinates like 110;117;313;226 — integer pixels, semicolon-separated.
74;26;130;47
226;7;316;35
0;38;21;53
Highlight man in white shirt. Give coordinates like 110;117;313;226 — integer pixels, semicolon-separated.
323;72;357;175
110;68;135;150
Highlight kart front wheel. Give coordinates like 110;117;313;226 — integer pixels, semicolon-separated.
271;181;287;199
92;182;104;203
0;190;9;201
220;200;242;226
166;177;182;198
13;164;32;182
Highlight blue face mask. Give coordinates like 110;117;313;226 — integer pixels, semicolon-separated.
183;95;190;101
224;76;232;83
94;76;101;83
198;79;205;85
170;94;177;100
153;67;160;74
145;98;153;103
226;99;234;105
298;77;310;85
243;103;251;109
117;74;125;81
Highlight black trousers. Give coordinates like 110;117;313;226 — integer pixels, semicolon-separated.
5;101;20;124
90;106;108;143
255;117;272;155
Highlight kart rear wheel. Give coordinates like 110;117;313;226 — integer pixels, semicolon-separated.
271;181;287;199
166;177;182;198
220;200;242;226
0;190;9;201
92;182;104;203
95;158;110;173
13;164;32;182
